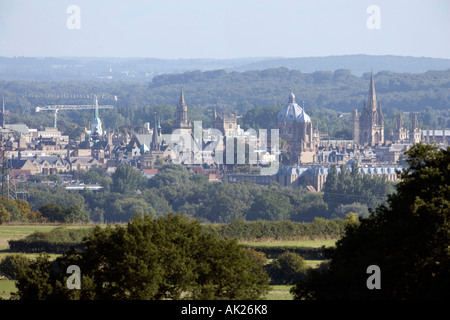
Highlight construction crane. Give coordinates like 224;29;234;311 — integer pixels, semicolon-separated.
0;126;24;200
35;95;115;129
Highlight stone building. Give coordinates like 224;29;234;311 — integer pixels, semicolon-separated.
352;72;384;146
277;92;317;165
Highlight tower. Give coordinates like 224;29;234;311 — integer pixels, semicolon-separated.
352;109;359;145
151;113;160;151
409;112;421;144
393;113;408;142
1;96;5;128
176;88;190;131
354;71;384;146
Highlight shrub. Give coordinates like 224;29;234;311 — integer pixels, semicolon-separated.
265;252;308;285
0;254;30;279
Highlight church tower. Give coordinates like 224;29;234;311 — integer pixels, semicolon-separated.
175;88;190;131
355;71;384;146
1;96;5;128
151;113;160;151
409;112;421;144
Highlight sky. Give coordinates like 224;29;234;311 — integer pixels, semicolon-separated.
0;0;449;59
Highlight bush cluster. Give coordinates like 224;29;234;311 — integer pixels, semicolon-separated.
8;227;92;254
206;218;347;241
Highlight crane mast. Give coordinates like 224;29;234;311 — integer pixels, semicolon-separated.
35;96;114;129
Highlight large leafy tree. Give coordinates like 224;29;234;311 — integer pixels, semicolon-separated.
322;162;395;214
291;143;450;299
111;163;146;195
246;188;293;221
13;213;269;300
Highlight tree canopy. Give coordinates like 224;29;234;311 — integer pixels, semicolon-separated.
13;213;270;300
291;143;450;299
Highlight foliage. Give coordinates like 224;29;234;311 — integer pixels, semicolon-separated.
111;163;146;195
8;240;84;254
109;198;155;222
0;203;10;224
13;214;270;300
27;185;87;213
265;252;308;285
322;162;396;213
334;202;370;219
38;203;89;223
291;143;450;299
0;197;44;223
2;68;450;142
22;227;92;243
246;188;293;221
207;218;347;241
0;254;30;280
8;227;92;254
244;246;325;261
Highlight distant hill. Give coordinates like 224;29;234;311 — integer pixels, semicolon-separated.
231;55;450;76
0;55;448;81
1;67;449;114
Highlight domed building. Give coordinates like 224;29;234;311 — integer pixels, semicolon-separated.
277;92;317;165
277;92;304;144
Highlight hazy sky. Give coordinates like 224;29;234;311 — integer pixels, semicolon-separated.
0;0;449;59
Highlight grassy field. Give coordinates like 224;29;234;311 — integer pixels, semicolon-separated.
264;285;294;300
0;224;94;250
0;279;17;299
240;239;337;248
0;280;292;300
0;224;332;300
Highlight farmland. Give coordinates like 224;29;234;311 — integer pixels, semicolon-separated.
0;223;336;300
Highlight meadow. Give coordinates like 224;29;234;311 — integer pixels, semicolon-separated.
0;223;336;300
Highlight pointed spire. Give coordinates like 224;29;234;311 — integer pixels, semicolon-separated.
1;95;5;128
368;70;377;111
152;112;159;151
176;87;189;128
179;88;186;108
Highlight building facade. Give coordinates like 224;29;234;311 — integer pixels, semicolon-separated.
277;92;317;165
352;72;384;146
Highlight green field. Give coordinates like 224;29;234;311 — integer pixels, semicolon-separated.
0;279;17;299
264;285;294;300
240;239;337;248
0;224;330;300
0;280;293;300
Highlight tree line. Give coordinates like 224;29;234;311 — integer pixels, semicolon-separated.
1;143;447;300
5;160;393;225
1;68;449;139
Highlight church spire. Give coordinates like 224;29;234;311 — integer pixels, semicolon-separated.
179;88;186;108
152;112;160;151
176;88;189;128
368;70;377;111
1;95;5;128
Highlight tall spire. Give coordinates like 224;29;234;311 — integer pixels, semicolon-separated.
179;88;186;108
152;112;159;151
1;95;5;128
368;70;377;111
176;88;189;128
